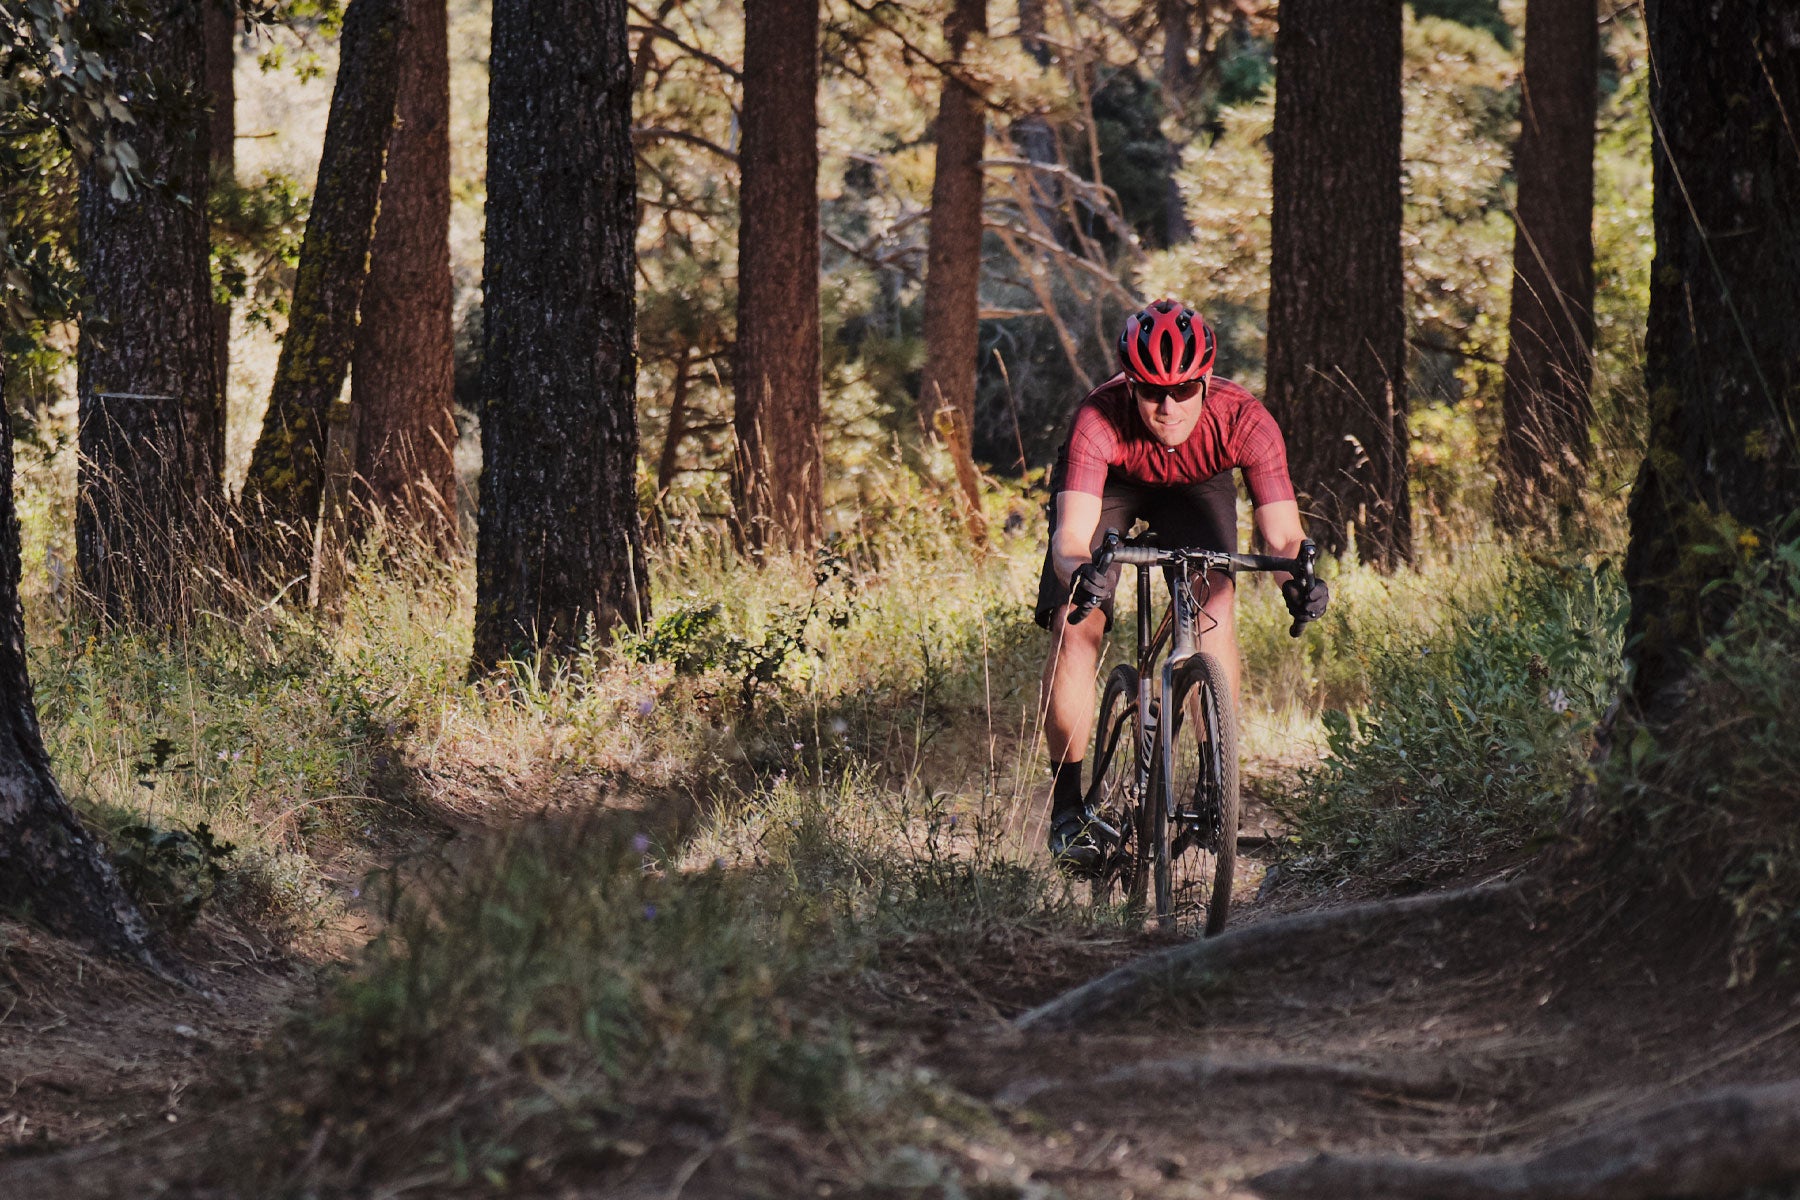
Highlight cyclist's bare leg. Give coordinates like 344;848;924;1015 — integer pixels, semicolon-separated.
1040;602;1107;765
1198;574;1240;711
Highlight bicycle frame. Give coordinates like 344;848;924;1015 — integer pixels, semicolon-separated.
1078;530;1318;918
1128;557;1216;852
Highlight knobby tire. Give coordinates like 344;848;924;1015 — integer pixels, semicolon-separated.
1088;664;1147;908
1157;653;1240;935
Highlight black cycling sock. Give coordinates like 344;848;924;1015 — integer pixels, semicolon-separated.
1050;759;1085;816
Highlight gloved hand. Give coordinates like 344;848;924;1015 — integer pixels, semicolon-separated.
1067;562;1115;623
1282;576;1329;625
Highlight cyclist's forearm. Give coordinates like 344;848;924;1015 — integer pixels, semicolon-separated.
1052;491;1103;587
1253;500;1308;582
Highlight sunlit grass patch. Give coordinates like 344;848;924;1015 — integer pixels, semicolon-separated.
1270;556;1627;890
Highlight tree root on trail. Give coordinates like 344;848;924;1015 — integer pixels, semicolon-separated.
1250;1078;1800;1200
995;1055;1462;1108
1015;882;1527;1032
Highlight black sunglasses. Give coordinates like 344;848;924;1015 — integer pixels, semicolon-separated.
1132;378;1206;405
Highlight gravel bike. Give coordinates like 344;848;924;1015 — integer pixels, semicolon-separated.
1072;530;1318;934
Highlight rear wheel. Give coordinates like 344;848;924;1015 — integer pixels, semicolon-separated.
1087;664;1147;908
1154;654;1240;935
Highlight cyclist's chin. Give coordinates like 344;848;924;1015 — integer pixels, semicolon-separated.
1147;422;1189;447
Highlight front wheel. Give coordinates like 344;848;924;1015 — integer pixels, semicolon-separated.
1154;654;1240;935
1087;664;1147;909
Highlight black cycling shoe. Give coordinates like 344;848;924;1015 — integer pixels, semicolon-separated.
1048;807;1116;876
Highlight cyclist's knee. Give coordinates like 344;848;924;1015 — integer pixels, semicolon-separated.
1051;606;1106;648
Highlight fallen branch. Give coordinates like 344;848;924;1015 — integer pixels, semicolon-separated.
1014;882;1525;1032
1250;1077;1800;1200
996;1054;1461;1108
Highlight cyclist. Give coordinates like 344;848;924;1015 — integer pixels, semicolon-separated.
1036;299;1329;871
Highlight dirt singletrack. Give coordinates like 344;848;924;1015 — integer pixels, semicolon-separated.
5;785;1800;1198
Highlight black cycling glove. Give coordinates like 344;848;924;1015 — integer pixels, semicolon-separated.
1068;562;1115;621
1282;576;1330;624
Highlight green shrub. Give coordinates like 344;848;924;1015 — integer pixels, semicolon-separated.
1608;531;1800;980
1271;558;1626;889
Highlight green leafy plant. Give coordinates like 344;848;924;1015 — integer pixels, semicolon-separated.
114;820;237;932
629;544;858;708
1271;559;1626;889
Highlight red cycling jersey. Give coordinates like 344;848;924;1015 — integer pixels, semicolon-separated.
1055;374;1296;506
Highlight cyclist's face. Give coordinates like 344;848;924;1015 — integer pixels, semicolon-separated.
1132;377;1208;446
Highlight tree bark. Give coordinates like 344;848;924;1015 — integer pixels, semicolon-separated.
1158;0;1193;247
76;0;224;627
919;0;990;540
0;388;161;968
1623;0;1800;720
656;347;693;498
1496;0;1598;533
1264;0;1410;569
205;0;235;481
472;0;648;672
351;0;458;547
239;0;401;580
732;0;823;554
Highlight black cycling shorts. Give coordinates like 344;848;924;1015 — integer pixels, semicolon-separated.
1033;470;1239;630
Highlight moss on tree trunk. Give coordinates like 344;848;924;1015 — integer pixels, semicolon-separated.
240;0;402;579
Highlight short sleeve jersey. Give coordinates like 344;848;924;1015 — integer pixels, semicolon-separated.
1055;374;1296;506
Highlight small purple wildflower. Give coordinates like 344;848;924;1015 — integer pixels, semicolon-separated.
631;832;651;854
643;905;658;920
636;698;655;716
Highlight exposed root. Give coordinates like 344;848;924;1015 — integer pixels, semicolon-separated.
994;1054;1462;1108
1250;1078;1800;1200
1015;882;1527;1032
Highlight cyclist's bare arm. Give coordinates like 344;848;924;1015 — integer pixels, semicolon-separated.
1051;491;1103;589
1254;500;1307;581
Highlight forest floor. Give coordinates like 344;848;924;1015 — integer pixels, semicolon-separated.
1;760;1796;1199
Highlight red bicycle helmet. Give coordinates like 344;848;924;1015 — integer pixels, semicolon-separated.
1117;299;1216;387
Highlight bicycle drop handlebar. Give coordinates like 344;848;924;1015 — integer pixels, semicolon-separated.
1069;530;1320;638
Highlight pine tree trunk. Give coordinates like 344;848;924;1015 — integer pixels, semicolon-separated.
1158;0;1193;247
1264;0;1410;569
471;0;648;672
732;0;823;554
76;0;224;626
205;0;235;483
1496;0;1598;532
656;348;693;498
1623;0;1800;720
919;0;989;541
240;0;401;579
351;0;458;546
0;385;161;967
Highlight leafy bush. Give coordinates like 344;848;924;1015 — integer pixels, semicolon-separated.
1607;531;1800;980
1271;558;1626;888
112;820;236;932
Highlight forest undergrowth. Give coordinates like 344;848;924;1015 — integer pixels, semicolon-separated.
3;415;1705;1192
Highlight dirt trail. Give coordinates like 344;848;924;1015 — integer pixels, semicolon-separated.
5;779;1799;1197
885;874;1800;1200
